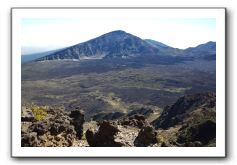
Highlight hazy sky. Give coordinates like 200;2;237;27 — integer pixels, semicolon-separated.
21;16;216;54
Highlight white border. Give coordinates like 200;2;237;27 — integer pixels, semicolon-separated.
12;8;226;157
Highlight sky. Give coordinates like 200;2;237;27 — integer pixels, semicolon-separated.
21;14;216;55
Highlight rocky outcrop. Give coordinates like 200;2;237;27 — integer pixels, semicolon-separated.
152;92;216;129
150;93;216;147
21;106;85;147
134;125;158;147
177;119;216;146
21;92;216;147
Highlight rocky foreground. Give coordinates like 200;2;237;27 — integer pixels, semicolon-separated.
21;92;216;147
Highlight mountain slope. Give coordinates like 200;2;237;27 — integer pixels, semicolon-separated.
144;39;185;56
36;30;160;61
144;39;170;48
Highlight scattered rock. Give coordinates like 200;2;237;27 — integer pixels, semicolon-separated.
21;106;85;147
21;132;39;147
29;121;48;136
119;114;148;128
114;125;139;146
21;92;216;147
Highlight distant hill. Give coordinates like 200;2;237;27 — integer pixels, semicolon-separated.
183;41;216;60
21;48;65;63
33;30;216;62
186;41;216;52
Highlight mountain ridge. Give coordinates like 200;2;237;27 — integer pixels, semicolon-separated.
33;30;216;62
144;39;170;48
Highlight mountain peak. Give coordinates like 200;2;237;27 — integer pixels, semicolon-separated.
99;30;129;38
107;30;127;34
187;41;216;50
97;30;131;40
206;41;215;44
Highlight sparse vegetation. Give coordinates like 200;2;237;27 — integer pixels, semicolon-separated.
31;105;47;121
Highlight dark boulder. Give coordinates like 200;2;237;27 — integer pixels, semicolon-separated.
49;122;66;135
70;110;85;139
85;121;124;147
85;129;96;147
134;125;158;147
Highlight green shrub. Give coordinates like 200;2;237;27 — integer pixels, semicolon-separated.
31;105;47;121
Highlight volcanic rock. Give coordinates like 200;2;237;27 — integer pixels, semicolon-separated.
70;109;85;139
119;114;148;128
134;125;158;147
152;92;216;129
86;121;124;147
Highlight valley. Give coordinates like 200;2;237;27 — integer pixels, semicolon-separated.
22;58;215;120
